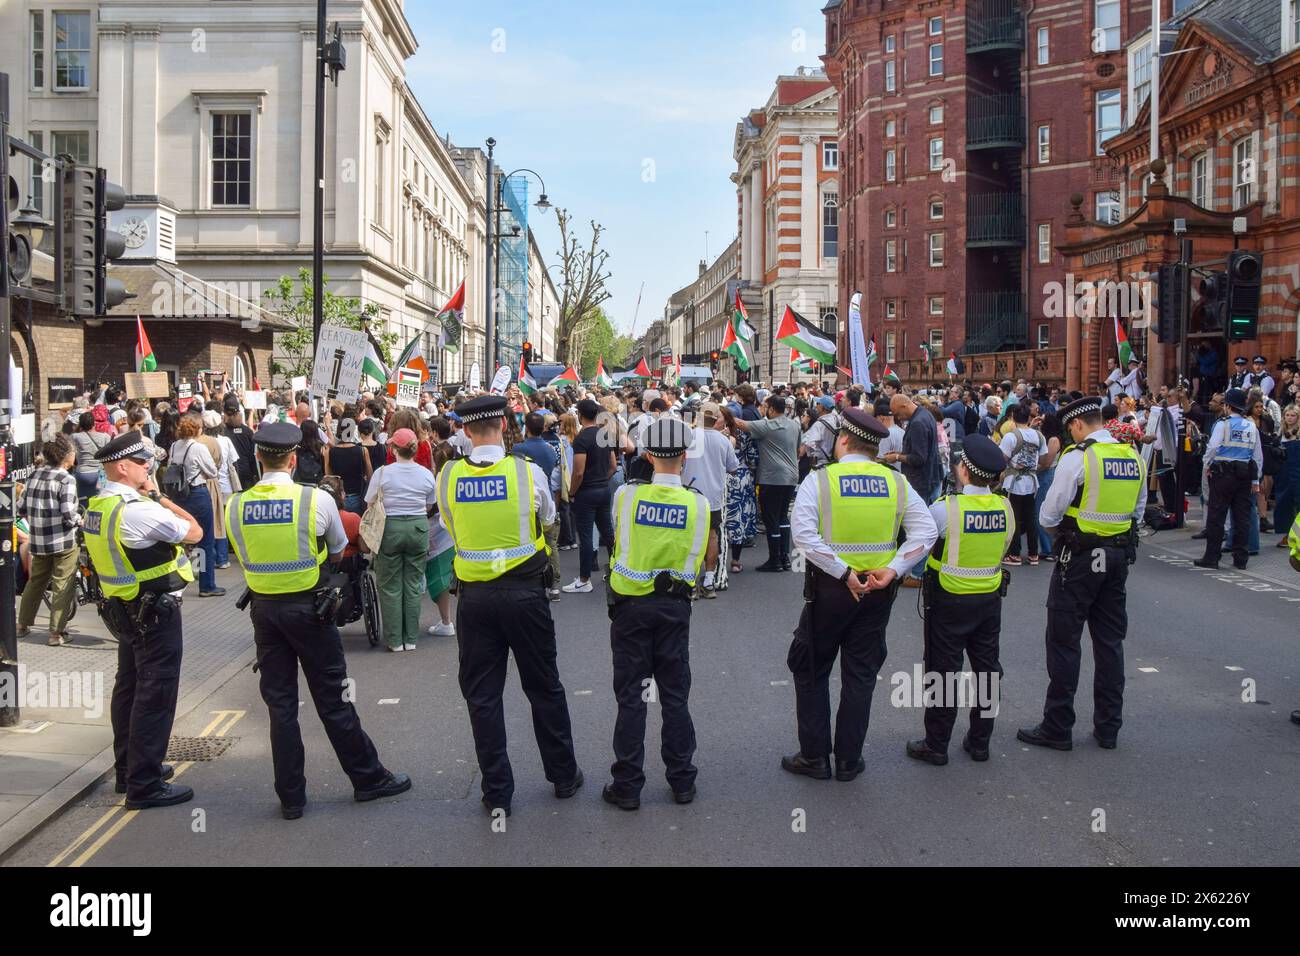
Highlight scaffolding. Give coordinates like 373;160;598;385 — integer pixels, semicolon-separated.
497;175;529;373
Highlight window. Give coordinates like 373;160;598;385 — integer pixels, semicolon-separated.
823;141;839;170
1038;223;1052;263
1096;190;1121;224
929;199;944;220
1191;152;1209;207
51;130;90;164
1095;89;1121;154
1292;0;1300;50
1038;125;1051;163
53;12;91;90
1037;26;1050;65
885;148;896;181
885;300;897;320
374;129;388;228
885;239;898;272
822;195;838;258
929;103;943;125
929;17;943;35
27;131;44;215
928;232;944;267
31;12;45;89
929;329;943;351
885;60;896;92
928;137;944;171
1038;324;1051;350
928;295;944;315
211;113;251;206
1130;41;1152;123
885;331;897;362
1094;0;1120;52
929;43;944;77
1234;136;1255;206
885;208;897;228
231;350;249;393
884;35;896;54
885;118;896;137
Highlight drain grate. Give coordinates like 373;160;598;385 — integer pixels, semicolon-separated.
165;736;238;762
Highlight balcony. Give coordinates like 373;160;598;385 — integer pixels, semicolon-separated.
964;292;1028;353
966;193;1025;248
967;94;1024;151
966;0;1025;53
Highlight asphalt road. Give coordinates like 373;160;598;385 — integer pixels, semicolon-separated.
10;535;1299;867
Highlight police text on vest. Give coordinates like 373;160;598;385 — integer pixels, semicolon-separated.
635;502;688;529
456;476;508;502
1102;459;1141;480
242;500;295;524
963;511;1007;533
839;475;890;497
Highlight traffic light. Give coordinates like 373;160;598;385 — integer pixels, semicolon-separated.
1155;263;1187;344
1224;250;1262;342
62;165;129;317
1198;271;1227;334
521;341;534;365
709;349;720;373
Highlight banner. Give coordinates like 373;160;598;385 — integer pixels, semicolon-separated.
489;365;512;395
395;366;422;408
309;326;368;405
847;292;872;389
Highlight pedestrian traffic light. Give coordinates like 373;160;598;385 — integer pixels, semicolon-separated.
1224;250;1262;342
62;165;130;317
1155;263;1187;344
1198;271;1227;334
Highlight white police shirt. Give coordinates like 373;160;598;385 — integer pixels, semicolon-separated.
101;481;193;596
245;471;348;556
791;453;937;581
1202;416;1263;477
1039;429;1148;530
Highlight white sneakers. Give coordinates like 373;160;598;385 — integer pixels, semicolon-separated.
561;578;593;593
427;622;455;637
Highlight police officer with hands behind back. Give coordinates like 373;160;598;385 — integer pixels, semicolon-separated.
225;422;410;820
906;435;1015;766
437;395;583;818
603;417;707;811
1019;396;1147;752
85;433;204;808
782;408;938;782
1194;387;1262;571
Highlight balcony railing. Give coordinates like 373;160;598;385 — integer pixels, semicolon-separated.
966;0;1025;53
966;193;1025;248
965;291;1028;353
967;94;1024;150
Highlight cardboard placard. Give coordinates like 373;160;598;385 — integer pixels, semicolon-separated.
309;327;367;405
469;362;482;391
291;375;308;393
124;371;171;399
242;389;268;410
489;366;511;395
394;366;422;408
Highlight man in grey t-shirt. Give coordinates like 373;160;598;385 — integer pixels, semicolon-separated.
681;402;739;594
734;395;801;572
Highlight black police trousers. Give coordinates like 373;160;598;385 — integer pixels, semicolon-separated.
110;597;183;799
922;581;1002;752
250;597;388;807
456;584;578;806
608;595;696;797
1202;466;1254;566
787;573;896;762
1040;543;1129;741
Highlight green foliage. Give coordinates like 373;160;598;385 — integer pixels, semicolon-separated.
573;307;635;378
263;268;394;379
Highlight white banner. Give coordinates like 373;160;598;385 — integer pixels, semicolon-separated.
469;362;482;391
489;365;511;396
847;291;871;389
309;326;367;405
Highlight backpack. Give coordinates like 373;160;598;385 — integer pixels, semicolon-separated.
161;442;193;502
294;449;324;485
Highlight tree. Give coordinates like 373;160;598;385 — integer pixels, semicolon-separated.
554;208;612;366
571;306;633;378
263;268;394;380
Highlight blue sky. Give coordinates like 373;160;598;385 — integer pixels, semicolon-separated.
403;0;826;339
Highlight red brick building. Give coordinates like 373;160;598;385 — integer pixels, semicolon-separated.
822;0;1171;384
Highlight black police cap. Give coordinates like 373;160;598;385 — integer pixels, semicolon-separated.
456;395;509;424
253;422;302;453
1059;396;1103;427
95;432;153;463
959;434;1005;483
644;417;694;457
840;408;889;445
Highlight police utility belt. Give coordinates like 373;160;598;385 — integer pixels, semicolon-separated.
240;574;347;625
1209;458;1257;481
607;571;694;608
101;592;181;642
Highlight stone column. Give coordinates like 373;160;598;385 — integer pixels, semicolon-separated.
129;26;161;196
749;160;763;281
735;172;751;281
800;136;818;269
96;25;128;183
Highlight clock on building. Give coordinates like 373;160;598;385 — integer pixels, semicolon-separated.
118;216;150;249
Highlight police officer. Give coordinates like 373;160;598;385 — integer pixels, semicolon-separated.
906;435;1014;765
1194;388;1262;571
437;395;582;816
1246;356;1275;399
1019;397;1147;751
1230;356;1250;390
225;422;410;819
1289;516;1300;727
602;418;707;811
783;408;938;780
85;432;203;808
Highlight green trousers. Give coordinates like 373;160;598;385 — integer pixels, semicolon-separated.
376;515;428;648
19;547;80;635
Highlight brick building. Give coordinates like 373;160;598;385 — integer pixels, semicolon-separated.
822;0;1174;385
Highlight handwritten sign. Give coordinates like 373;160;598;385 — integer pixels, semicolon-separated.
309;326;367;405
124;371;171;399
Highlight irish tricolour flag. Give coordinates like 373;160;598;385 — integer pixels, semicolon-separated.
135;318;157;373
776;306;835;365
518;356;537;395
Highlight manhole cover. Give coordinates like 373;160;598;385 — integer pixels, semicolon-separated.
165;736;238;762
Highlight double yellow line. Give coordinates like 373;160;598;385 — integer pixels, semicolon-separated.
47;709;245;868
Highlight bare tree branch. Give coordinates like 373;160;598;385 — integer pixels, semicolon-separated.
554;208;612;365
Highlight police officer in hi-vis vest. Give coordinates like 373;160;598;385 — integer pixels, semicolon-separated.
1194;387;1262;571
225;423;410;820
437;395;583;817
783;408;937;781
602;417;708;811
85;433;203;808
906;435;1015;766
1019;396;1147;752
1288;516;1300;727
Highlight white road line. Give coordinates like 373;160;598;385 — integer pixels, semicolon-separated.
1138;667;1159;673
573;689;593;696
378;698;400;705
770;680;789;686
1225;666;1244;671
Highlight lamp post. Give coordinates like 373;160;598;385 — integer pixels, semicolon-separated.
311;7;346;359
484;157;551;373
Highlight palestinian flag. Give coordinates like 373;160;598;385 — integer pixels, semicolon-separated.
595;357;614;388
134;318;157;373
836;365;854;379
882;364;900;383
435;280;465;354
946;351;966;375
722;291;754;372
776;306;835;365
633;355;652;378
790;348;815;374
866;334;878;366
552;366;580;386
363;329;389;390
518;356;537;395
385;332;428;396
731;290;755;342
920;342;935;363
1115;315;1132;366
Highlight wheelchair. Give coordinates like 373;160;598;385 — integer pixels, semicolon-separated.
333;553;382;647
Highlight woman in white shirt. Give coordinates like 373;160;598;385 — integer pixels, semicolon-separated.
364;427;437;652
167;415;222;595
998;404;1046;566
203;410;241;570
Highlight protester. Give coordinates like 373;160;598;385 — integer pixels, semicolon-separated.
325;417;371;515
293;420;327;484
201;410;241;570
680;401;739;594
70;411;109;504
562;399;616;593
999;404;1047;566
16;436;82;645
168;414;223;596
732;395;801;572
425;440;458;632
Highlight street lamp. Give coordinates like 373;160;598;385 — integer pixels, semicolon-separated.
485;159;552;372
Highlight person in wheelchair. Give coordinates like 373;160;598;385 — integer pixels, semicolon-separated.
319;476;379;643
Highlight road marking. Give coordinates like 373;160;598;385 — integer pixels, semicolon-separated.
1225;666;1244;671
48;709;246;868
378;698;400;705
573;689;593;696
1138;667;1159;673
770;680;789;686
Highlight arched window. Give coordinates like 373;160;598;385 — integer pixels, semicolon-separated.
231;347;251;392
823;194;838;259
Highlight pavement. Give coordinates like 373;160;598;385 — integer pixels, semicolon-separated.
2;508;1297;867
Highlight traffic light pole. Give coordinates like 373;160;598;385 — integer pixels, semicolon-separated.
0;81;18;725
311;0;326;360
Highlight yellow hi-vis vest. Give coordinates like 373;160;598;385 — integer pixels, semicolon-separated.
609;482;707;597
224;482;327;594
83;493;194;600
1289;514;1300;563
816;461;906;571
438;456;546;582
1063;440;1145;537
926;493;1014;595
